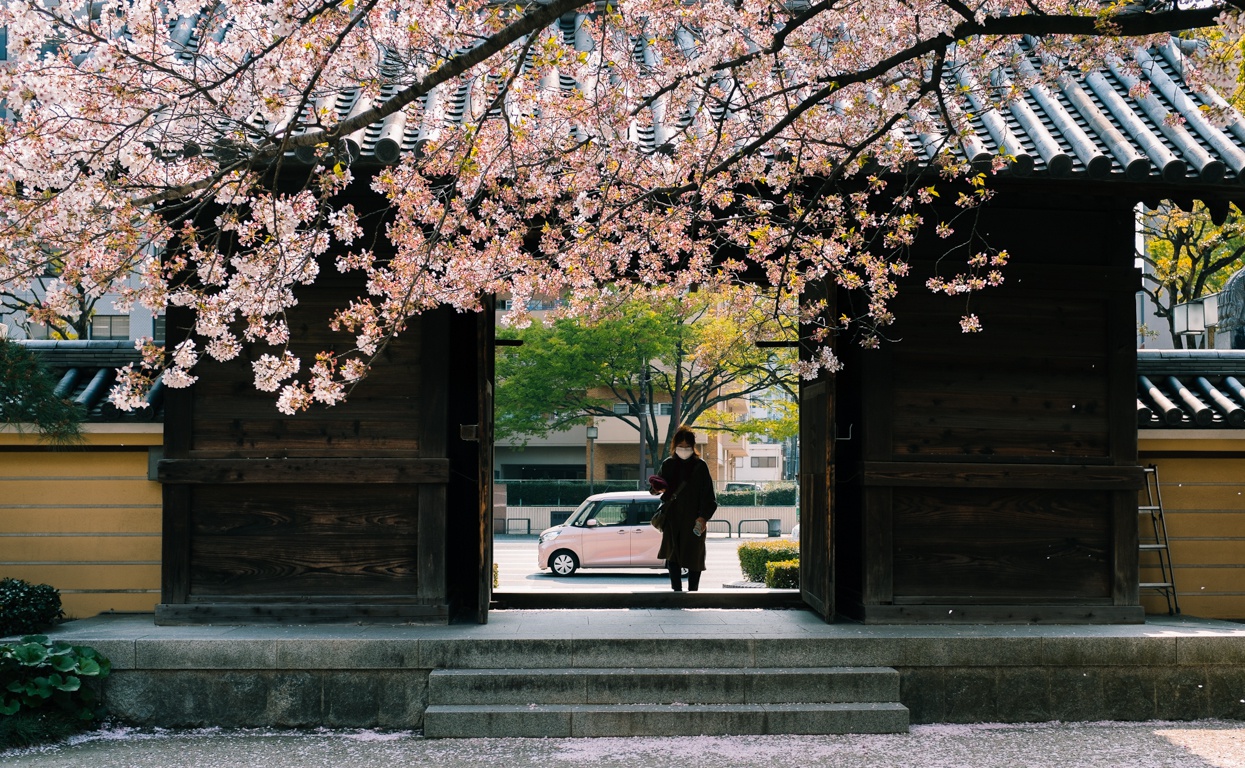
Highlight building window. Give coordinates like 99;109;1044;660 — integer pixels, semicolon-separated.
658;403;673;415
152;315;166;341
751;456;777;468
606;464;640;481
90;315;130;340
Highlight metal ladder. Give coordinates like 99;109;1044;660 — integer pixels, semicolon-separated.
1139;465;1180;615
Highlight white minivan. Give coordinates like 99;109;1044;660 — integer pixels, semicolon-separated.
536;491;664;576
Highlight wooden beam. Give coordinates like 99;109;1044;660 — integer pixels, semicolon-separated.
158;458;450;484
860;462;1145;489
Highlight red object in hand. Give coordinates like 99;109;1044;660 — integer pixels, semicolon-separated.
647;474;668;491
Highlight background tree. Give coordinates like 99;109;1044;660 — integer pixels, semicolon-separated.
496;289;796;464
1139;201;1245;348
0;0;1236;410
0;252;102;340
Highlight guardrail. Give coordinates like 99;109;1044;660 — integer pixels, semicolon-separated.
736;518;781;538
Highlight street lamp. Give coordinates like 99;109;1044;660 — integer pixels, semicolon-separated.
586;425;598;495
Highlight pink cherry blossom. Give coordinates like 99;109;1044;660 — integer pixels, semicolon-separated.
0;0;1232;411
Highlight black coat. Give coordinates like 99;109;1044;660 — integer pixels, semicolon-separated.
656;454;718;571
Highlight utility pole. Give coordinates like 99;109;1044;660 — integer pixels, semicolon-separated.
638;361;648;485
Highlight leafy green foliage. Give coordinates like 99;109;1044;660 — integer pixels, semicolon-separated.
505;480;639;506
0;579;65;637
495;289;796;460
736;540;800;582
0;708;85;750
1139;201;1245;349
0;339;84;444
716;483;798;506
764;559;800;589
0;635;111;748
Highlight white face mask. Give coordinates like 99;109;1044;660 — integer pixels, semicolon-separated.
675;447;694;460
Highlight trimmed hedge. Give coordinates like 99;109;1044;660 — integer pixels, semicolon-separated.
0;579;64;637
737;540;800;582
765;559;800;589
715;483;799;506
504;480;637;506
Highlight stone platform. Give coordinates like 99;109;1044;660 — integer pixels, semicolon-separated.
19;610;1245;732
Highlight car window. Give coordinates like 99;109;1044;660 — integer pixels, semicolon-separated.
591;503;628;526
633;501;661;525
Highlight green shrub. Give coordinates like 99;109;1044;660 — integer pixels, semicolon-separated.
764;560;800;589
0;578;64;637
505;480;637;506
0;635;111;748
716;490;759;506
715;483;798;506
760;484;798;505
0;708;86;749
736;540;800;582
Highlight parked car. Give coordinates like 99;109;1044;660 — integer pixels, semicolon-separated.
537;491;664;576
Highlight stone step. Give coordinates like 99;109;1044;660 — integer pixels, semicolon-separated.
423;702;910;738
427;667;900;706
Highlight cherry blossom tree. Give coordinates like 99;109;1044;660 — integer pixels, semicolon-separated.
0;0;1239;413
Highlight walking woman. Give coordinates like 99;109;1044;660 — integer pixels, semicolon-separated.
652;426;718;592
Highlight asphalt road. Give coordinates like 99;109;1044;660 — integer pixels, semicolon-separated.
494;534;766;590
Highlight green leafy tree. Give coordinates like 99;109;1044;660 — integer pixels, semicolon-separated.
495;290;796;464
1139;201;1245;349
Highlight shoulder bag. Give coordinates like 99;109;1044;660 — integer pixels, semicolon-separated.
650;480;688;531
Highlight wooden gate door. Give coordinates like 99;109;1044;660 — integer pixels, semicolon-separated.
477;297;496;624
799;283;835;621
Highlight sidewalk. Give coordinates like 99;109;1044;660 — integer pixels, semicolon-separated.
5;720;1244;767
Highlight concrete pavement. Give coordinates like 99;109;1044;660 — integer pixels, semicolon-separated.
4;720;1245;767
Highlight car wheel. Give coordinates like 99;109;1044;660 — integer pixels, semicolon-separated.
550;550;579;576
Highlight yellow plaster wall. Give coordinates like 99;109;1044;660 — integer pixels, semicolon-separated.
0;428;162;618
1139;435;1245;620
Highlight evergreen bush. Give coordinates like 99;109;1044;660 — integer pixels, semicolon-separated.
764;559;800;589
0;339;83;444
716;490;759;506
0;579;64;637
736;540;800;582
760;483;798;505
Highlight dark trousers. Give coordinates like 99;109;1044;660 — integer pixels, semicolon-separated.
669;566;701;592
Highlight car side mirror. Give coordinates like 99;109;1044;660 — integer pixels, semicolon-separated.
585;519;599;528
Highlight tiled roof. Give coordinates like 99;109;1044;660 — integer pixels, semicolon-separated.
13;340;164;423
222;22;1245;193
1137;350;1245;429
